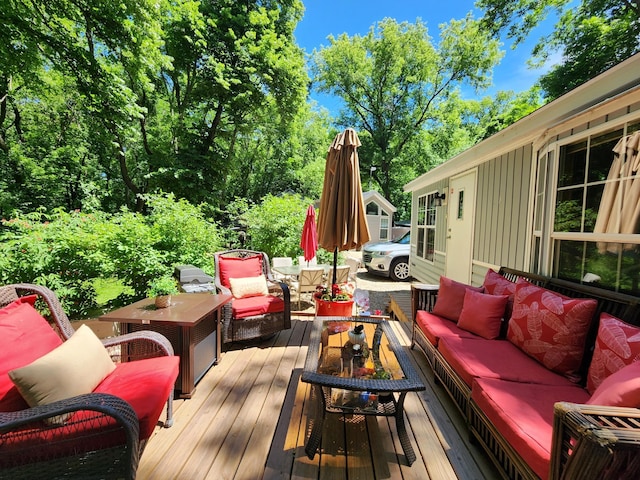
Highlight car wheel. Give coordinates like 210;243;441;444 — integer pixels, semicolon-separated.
389;257;410;281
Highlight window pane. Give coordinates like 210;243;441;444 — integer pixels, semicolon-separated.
585;184;604;233
555;188;584;232
426;229;435;262
418;196;426;225
558;140;587;187
366;202;378;215
587;129;623;183
457;191;464;219
417;229;425;258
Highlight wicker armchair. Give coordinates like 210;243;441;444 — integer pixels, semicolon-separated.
550;402;640;480
214;249;291;343
0;283;178;480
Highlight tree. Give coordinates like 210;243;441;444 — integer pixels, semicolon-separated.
477;0;640;99
312;17;502;203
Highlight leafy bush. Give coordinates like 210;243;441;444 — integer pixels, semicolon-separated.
0;194;222;318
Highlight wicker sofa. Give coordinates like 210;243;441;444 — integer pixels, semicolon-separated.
411;268;640;480
0;283;180;479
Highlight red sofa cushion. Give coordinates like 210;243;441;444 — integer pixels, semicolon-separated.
471;377;589;480
231;295;284;319
587;313;640;394
218;255;263;289
457;290;509;340
415;310;477;346
94;356;179;440
438;336;573;388
432;276;484;321
507;280;597;383
587;360;640;407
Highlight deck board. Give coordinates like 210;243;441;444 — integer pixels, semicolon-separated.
138;315;498;480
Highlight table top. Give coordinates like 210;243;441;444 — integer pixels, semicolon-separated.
272;264;330;276
301;317;425;393
99;293;232;327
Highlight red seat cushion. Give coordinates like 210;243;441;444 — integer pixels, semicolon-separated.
94;356;179;440
218;255;263;289
415;310;477;346
506;280;597;383
231;295;284;319
471;377;589;480
438;336;573;388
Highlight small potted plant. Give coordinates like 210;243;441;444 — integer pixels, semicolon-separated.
148;276;179;308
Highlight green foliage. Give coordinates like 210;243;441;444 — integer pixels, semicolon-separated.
312;17;501;213
477;0;640;100
240;193;319;261
0;193;222;318
147;275;179;297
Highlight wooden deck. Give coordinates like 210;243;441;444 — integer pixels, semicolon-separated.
137;317;498;479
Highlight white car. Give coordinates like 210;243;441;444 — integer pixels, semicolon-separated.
362;231;411;281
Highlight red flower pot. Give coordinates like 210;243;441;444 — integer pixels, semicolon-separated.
314;296;354;316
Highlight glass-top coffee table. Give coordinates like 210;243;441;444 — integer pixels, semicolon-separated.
301;316;425;465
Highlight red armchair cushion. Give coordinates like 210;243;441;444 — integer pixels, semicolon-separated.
438;336;573;388
231;295;284;319
415;310;477;346
94;356;179;440
457;290;509;340
1;301;63;411
507;280;597;383
218;255;263;288
586;360;640;407
432;276;484;321
472;377;590;480
586;313;640;394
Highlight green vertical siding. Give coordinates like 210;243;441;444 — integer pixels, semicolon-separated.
474;145;533;271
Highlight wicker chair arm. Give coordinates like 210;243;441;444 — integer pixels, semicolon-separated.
550;402;640;480
0;393;140;479
411;283;439;320
101;330;175;358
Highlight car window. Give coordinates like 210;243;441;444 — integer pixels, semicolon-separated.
393;232;410;244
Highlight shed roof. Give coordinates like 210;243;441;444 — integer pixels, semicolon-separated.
363;190;396;213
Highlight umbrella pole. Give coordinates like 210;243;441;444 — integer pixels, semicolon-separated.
332;247;338;286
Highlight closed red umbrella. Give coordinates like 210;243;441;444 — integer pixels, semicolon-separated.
300;204;318;264
317;128;371;286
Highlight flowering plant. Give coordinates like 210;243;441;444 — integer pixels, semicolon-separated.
314;282;355;301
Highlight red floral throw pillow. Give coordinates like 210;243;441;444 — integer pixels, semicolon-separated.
432;276;484;322
587;313;640;394
218;255;263;288
482;269;517;321
506;280;597;382
457;289;509;340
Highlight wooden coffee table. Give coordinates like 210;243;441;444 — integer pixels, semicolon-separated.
100;293;232;398
301;316;425;465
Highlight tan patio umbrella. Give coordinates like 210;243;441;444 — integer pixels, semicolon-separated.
317;128;371;286
594;130;640;253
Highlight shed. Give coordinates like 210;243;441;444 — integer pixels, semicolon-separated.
363;190;405;242
404;52;640;297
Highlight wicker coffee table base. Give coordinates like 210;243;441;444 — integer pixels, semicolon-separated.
305;384;416;465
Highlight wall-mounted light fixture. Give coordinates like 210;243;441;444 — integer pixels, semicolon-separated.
433;192;446;207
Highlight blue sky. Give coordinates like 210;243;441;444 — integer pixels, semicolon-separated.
294;0;557;115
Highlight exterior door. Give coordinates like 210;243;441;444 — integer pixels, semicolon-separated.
445;170;477;283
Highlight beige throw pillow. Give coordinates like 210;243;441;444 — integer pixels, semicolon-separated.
9;324;116;423
229;275;269;299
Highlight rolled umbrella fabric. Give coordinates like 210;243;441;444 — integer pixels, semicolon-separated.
317;128;371;285
594;130;640;253
300;204;318;264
